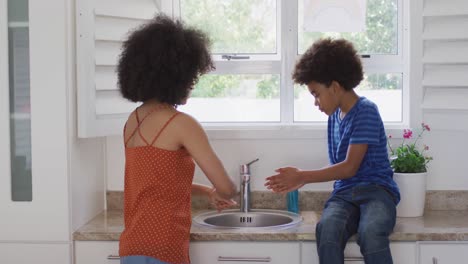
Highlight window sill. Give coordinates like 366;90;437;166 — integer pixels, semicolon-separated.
202;123;408;140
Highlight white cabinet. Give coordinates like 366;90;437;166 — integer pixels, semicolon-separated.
75;241;120;264
300;242;319;264
419;243;468;264
190;242;301;264
0;243;71;264
0;0;104;262
76;241;301;264
0;0;70;242
302;242;416;264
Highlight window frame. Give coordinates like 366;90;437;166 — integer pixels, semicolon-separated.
167;0;409;139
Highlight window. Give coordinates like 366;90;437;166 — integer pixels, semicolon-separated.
176;0;282;123
0;0;32;201
174;0;407;126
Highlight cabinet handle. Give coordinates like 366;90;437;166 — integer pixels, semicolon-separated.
344;257;364;262
218;256;271;262
432;257;438;264
107;255;120;260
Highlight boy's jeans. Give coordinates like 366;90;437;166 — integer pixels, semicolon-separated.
316;184;397;264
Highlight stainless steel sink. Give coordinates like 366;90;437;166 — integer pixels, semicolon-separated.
193;209;302;229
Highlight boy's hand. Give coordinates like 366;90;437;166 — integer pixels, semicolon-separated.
265;167;304;193
209;188;237;212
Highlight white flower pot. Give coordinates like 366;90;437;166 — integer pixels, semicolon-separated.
393;172;427;217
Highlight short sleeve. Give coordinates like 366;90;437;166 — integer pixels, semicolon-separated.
349;104;382;145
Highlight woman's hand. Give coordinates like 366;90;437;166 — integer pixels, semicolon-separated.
209;188;237;212
265;167;305;193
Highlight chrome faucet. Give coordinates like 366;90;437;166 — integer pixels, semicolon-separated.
240;158;259;213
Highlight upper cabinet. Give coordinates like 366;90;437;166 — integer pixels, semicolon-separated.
76;0;162;137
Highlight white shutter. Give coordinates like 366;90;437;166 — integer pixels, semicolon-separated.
421;0;468;131
76;0;161;137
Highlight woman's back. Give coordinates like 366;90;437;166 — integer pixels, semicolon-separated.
119;104;195;264
124;104;182;150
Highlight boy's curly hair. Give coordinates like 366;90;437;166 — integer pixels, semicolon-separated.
117;14;214;104
292;38;363;90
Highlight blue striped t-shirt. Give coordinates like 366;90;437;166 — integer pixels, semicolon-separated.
328;97;400;202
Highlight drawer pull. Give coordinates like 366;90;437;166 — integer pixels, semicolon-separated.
218;256;271;262
344;257;364;262
107;255;120;260
432;257;438;264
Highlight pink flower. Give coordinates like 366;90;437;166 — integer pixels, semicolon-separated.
422;122;431;131
388;135;392;139
403;129;413;139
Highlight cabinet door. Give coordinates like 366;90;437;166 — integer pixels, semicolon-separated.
302;242;416;264
75;241;120;264
190;241;300;264
0;243;70;264
419;243;468;264
301;242;319;264
0;0;70;241
301;242;366;263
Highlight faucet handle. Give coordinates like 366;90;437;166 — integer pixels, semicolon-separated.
240;158;259;175
247;158;259;166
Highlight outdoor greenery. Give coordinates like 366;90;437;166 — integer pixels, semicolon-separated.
182;0;399;99
181;0;276;53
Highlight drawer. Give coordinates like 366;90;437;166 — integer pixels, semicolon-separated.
419;243;468;264
302;242;415;264
190;242;300;264
75;241;120;264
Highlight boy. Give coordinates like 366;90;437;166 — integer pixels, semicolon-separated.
265;38;400;264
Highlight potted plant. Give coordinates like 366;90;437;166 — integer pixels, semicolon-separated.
388;123;432;217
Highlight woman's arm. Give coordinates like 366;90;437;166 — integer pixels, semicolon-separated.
176;114;237;199
192;183;237;212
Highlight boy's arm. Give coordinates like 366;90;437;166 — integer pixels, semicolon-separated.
265;143;368;193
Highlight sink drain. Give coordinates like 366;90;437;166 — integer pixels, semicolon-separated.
239;216;253;223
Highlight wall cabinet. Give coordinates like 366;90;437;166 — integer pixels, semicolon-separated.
419;243;468;264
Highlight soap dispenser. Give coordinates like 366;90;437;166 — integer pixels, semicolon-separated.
286;189;299;214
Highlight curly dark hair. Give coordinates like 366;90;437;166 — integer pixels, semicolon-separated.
117;14;214;104
292;38;363;91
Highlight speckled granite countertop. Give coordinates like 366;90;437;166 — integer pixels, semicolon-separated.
73;210;468;242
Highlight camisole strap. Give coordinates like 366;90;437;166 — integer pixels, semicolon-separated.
124;107;162;147
150;112;181;146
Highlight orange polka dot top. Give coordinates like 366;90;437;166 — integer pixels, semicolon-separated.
119;109;195;264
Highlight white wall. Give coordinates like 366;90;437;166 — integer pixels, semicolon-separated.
105;0;468;192
106;129;468;191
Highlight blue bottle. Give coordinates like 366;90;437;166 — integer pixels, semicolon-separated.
286;190;299;214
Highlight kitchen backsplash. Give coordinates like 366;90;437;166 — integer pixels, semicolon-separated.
107;190;468;212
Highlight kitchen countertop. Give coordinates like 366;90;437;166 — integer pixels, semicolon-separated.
73;210;468;242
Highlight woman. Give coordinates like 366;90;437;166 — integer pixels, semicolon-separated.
117;14;237;264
